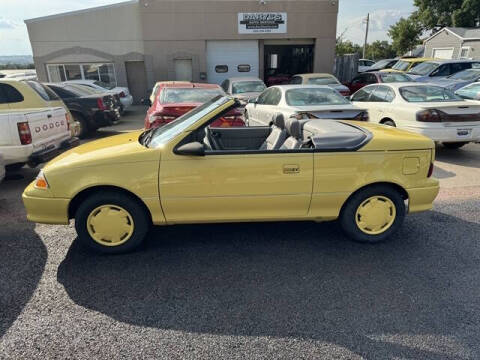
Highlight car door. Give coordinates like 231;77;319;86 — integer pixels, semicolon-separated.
159;119;314;222
367;85;393;123
350;86;376;120
257;87;282;125
249;88;281;126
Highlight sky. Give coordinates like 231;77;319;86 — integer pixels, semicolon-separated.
0;0;415;56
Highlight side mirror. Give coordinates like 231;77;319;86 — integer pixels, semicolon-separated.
176;142;205;156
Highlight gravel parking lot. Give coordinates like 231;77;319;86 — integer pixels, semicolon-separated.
1;107;479;359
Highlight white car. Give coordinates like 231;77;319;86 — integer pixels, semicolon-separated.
0;154;5;183
65;80;133;112
358;59;376;73
245;85;368;127
351;83;480;149
220;77;266;106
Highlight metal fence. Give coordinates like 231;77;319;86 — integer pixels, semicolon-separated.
334;54;359;83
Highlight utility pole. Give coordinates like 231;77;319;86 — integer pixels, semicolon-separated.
363;13;370;59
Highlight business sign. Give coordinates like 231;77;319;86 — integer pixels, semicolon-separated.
238;13;287;34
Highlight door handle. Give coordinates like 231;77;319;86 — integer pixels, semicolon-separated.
283;164;300;174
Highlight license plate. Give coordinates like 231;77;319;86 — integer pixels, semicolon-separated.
457;129;472;137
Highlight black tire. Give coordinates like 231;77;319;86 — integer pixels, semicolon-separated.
442;142;468;149
339;185;406;244
382;119;396;127
5;162;26;172
74;191;150;254
72;113;89;139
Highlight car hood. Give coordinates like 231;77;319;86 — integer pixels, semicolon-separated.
352;121;435;151
44;131;159;171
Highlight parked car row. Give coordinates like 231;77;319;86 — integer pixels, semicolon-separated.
0;77;134;179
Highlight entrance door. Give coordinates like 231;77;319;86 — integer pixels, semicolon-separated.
264;44;314;86
207;40;259;84
125;61;147;104
175;59;193;81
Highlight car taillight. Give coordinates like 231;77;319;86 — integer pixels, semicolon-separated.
97;98;106;111
427;163;434;178
222;115;245;127
417;109;442;122
17;122;32;145
148;114;176;129
119;91;126;98
355;111;369;122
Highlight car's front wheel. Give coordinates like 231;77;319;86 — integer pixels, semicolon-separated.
443;142;468;149
74;191;150;254
339;185;406;244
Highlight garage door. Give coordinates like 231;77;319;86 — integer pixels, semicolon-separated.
207;40;259;84
433;48;454;60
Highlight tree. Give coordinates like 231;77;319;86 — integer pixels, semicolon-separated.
452;0;480;27
335;40;362;57
365;41;397;60
388;17;422;55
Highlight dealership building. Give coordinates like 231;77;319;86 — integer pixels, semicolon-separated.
25;0;338;102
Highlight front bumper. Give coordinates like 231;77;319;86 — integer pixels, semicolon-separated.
28;137;80;167
22;182;70;225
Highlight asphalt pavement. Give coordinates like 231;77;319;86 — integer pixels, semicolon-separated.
0;107;479;359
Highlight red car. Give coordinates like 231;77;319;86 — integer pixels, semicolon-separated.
144;82;244;129
344;71;413;94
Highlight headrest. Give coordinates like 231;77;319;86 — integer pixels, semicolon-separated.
285;118;301;139
271;113;285;129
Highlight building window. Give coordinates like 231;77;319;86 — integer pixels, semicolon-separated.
460;47;471;59
215;65;228;73
46;63;117;86
237;64;251;72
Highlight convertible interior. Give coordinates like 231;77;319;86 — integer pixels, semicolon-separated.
180;113;372;153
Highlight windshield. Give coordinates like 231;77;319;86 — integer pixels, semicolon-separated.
148;96;231;148
456;84;480;99
285;88;350;106
370;59;393;70
392;60;412;71
307;77;339;85
232;81;266;94
400;85;463;103
162;88;224;104
448;69;480;81
408;62;439;75
93;80;114;90
379;73;412;83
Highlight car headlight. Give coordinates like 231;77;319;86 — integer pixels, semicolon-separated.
34;170;49;189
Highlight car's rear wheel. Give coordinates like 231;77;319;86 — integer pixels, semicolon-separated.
443;142;468;149
339;185;405;243
73;113;89;139
74;191;150;254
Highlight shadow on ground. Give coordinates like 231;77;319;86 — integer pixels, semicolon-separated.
0;199;47;338
57;207;480;359
436;144;480;169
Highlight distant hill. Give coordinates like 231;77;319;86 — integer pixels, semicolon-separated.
0;55;34;66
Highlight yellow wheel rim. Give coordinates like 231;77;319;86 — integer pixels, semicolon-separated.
87;204;134;247
355;196;396;235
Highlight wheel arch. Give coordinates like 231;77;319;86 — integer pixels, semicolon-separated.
68;185;153;224
380;117;396;125
340;182;409;214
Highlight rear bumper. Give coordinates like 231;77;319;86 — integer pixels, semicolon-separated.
407;183;440;214
28;137;80;167
120;95;133;109
91;110;121;127
403;124;480;142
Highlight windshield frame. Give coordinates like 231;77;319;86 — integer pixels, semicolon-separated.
147;96;233;148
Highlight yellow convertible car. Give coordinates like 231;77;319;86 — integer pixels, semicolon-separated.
23;96;439;254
